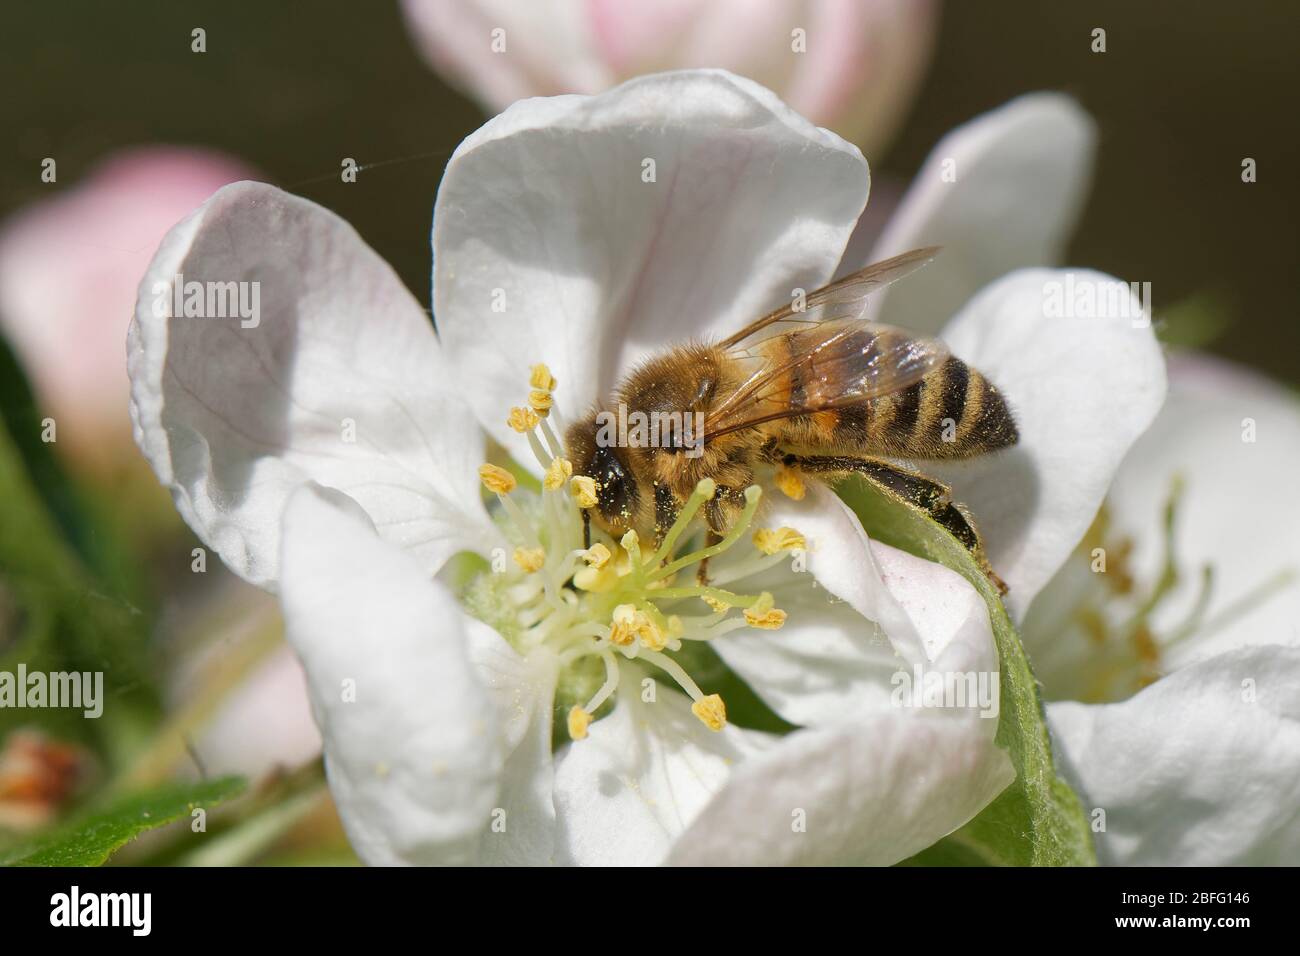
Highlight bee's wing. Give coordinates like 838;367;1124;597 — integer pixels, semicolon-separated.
716;246;941;350
704;320;950;439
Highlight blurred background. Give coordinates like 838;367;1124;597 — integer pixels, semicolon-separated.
0;0;1296;864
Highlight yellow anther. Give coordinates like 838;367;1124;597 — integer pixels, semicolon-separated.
619;529;640;554
637;616;667;652
745;606;787;630
774;465;806;501
701;594;730;613
609;604;639;647
528;389;553;415
695;477;717;500
529;363;557;392
567;706;592;741
543;456;573;490
691;694;727;732
478;463;517;495
507;406;541;433
752;526;807;556
571;475;599;509
513;546;546;573
574;564;617;593
582;542;612;569
743;593;786;630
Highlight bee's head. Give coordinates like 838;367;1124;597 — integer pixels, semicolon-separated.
565;411;640;535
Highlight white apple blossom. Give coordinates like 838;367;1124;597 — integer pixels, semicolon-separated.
1025;354;1300;864
128;71;1164;864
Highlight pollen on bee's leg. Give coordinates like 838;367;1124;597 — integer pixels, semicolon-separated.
774;465;806;501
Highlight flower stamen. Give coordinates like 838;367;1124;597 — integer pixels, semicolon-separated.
471;363;796;743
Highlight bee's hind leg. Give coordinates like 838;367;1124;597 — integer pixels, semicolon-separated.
780;453;1008;596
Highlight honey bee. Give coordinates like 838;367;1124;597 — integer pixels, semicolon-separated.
564;247;1019;593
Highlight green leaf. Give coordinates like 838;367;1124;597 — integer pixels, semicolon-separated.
1154;292;1232;350
0;776;246;867
0;371;159;755
839;477;1095;866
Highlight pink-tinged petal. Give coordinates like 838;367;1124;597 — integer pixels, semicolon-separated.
0;147;254;468
278;484;502;866
434;69;868;462
927;269;1167;620
864;94;1096;335
189;639;322;781
404;1;937;152
128;181;497;590
400;0;612;109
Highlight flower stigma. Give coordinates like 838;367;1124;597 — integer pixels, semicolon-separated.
464;364;802;743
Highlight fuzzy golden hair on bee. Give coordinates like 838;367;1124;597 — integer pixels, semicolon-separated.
561;246;1020;593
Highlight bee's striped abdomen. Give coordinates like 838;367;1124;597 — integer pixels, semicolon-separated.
867;356;1018;460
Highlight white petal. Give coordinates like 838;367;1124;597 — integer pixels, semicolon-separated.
128;181;495;590
1048;645;1300;865
552;664;773;865
278;484;501;866
712;484;996;725
465;628;560;866
1099;353;1300;664
433;69;869;459
926;269;1167;619
864;93;1095;335
668;709;1013;866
